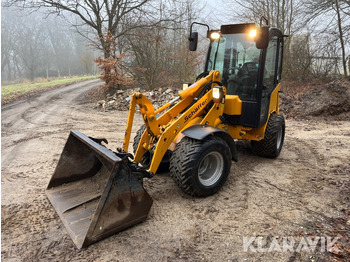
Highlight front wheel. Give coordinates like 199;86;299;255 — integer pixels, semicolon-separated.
170;136;232;197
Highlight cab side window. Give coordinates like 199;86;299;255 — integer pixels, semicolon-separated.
276;40;283;84
260;35;281;124
263;36;278;93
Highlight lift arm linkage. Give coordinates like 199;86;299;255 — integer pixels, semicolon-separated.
122;70;222;174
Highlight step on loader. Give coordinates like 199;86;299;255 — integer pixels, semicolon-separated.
47;18;286;248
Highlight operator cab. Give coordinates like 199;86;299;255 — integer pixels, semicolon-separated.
191;23;284;128
206;24;261;101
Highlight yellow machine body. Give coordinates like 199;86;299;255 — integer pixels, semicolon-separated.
123;70;281;174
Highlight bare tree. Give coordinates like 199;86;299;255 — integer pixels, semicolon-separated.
311;36;341;77
128;27;166;90
4;0;177;60
1;17;16;80
1;8;27;80
1;6;97;82
287;34;313;80
222;0;302;35
2;0;184;89
11;14;47;81
302;0;349;76
80;52;95;75
127;1;202;89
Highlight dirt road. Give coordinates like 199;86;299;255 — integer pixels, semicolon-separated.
2;80;350;261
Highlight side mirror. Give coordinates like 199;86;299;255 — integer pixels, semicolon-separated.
189;32;198;51
256;26;269;49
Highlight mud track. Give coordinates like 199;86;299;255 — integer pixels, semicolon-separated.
2;80;350;261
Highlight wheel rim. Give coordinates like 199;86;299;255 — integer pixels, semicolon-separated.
276;125;283;150
198;151;224;186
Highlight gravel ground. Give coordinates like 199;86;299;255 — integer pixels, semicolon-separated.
2;79;349;261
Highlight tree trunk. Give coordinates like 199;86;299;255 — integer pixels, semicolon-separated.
30;69;34;81
334;0;348;76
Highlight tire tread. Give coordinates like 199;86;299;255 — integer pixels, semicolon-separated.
170;136;231;196
251;113;285;158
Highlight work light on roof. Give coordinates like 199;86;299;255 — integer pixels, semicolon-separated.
210;32;221;40
249;29;257;38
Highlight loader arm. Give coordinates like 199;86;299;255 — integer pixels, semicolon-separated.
122;70;223;174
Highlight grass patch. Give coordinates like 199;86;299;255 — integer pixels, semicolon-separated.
1;75;99;104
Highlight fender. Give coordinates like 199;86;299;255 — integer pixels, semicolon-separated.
182;125;237;161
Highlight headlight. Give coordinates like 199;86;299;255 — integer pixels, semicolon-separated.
249;29;257;38
182;82;191;90
212;86;224;103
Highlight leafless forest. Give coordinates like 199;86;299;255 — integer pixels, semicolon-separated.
2;0;349;88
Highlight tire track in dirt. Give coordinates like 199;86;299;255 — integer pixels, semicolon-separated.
1;80;101;164
2;80;99;129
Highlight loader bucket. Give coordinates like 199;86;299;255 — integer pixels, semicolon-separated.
46;130;153;249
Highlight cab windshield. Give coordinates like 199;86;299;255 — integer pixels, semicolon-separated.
206;33;261;100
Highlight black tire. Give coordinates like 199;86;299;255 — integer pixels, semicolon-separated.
170;136;232;197
251;113;285;158
133;125;147;154
133;125;170;173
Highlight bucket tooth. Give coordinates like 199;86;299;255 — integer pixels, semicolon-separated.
46;130;153;249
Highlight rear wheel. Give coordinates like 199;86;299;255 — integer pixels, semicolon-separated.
170;136;232;197
251;113;285;158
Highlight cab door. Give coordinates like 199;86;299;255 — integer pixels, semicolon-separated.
259;30;284;125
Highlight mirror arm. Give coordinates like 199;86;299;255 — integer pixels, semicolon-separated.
189;22;210;52
190;22;210;35
260;16;269;27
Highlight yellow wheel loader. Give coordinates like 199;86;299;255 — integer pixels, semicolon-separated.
46;19;285;248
